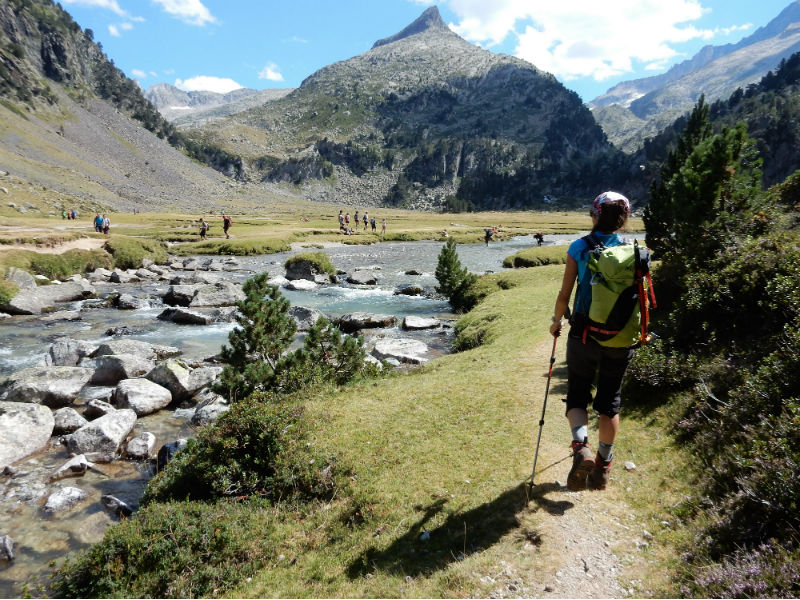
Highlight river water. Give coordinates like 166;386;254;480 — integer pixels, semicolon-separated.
0;232;606;596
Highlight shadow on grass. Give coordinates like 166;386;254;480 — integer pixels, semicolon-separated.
347;481;574;579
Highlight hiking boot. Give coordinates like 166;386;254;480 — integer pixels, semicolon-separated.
567;438;594;491
588;454;613;490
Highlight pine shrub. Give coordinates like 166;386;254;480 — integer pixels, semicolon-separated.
435;238;477;312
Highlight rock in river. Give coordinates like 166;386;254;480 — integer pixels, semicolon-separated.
90;354;155;385
0;366;93;407
65;409;137;462
372;338;429;364
157;307;215;325
189;282;245;307
0;280;95;315
402;316;441;330
126;432;156;460
0;401;54;470
53;407;88;434
346;270;378;285
43;486;87;515
113;379;172;416
145;360;191;402
336;312;396;333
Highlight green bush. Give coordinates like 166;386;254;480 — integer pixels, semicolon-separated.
51;499;280;598
103;237;168;269
284;251;336;276
173;239;291;256
0;280;18;304
435;238;477;312
142;395;336;504
502;246;566;268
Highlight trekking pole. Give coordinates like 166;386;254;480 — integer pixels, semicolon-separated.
529;305;568;488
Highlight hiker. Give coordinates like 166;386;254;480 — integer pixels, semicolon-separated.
62;210;67;219
345;213;350;228
535;232;544;246
484;228;494;246
222;213;232;239
199;218;209;239
381;218;386;236
370;216;377;232
363;212;368;230
102;214;110;235
93;213;103;233
354;211;359;227
338;210;345;230
549;191;637;492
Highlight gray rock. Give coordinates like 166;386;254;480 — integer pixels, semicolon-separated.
346;270;378;285
5;267;37;290
191;390;229;426
182;259;201;271
394;284;425;296
43;338;98;367
92;339;181;361
125;432;156;460
284;279;318;291
157;307;214;325
101;494;133;517
39;310;82;322
90;354;155;385
162;284;197;306
156;439;188;471
43;486;87;515
405;269;423;276
372;338;429;364
90;267;113;279
0;401;54;471
0;280;95;315
145;361;190;401
189;282;245;307
76;385;115;404
49;454;93;481
289;306;326;331
186;366;223;395
0;366;93;407
336;312;396;333
0;535;14;561
65;409;137;462
109;269;138;284
115;293;148;310
83;399;116;420
53;407;88;434
402;316;441;330
267;275;290;287
169;261;184;270
104;326;148;337
134;268;158;279
285;259;325;281
113;379;172;416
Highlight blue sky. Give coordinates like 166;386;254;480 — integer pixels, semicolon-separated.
61;0;795;102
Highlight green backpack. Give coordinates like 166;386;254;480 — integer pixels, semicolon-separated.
575;234;657;348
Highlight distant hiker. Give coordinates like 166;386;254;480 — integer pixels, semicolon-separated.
535;232;544;246
94;213;103;232
354;211;359;227
484;228;495;246
199;218;209;239
550;191;654;492
61;210;67;219
381;218;386;236
370;216;377;232
363;212;368;230
222;213;232;239
345;213;350;228
102;214;110;235
339;210;345;230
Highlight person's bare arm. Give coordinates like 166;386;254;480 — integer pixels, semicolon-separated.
550;255;578;337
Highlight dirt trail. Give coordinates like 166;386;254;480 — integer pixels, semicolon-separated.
0;237;106;253
474;337;653;599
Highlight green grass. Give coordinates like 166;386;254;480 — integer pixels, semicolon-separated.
0;280;18;304
0;248;112;280
502;245;568;268
102;236;168;269
284;252;336;276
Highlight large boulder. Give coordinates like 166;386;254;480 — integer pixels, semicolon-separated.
0;367;93;407
189;282;245;307
43;486;87;515
43;338;99;367
285;258;324;281
346;270;378;285
162;284;197;307
144;361;190;401
0;401;54;470
394;284;425;296
64;409;137;462
126;432;156;460
336;312;396;333
90;354;155;385
284;279;318;291
372;338;429;364
5;267;37;290
402;316;441;330
289;306;326;331
114;293;149;310
156;439;188;471
109;269;137;284
157;307;214;325
113;379;172;416
191;392;229;427
0;280;95;315
83;399;116;420
186;366;223;395
92;339;181;361
49;454;93;481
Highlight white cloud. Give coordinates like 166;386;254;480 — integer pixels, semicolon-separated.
441;0;715;82
132;69;147;78
120;22;134;30
175;76;242;93
152;0;216;26
718;23;753;36
62;0;143;21
258;63;285;82
108;24;120;37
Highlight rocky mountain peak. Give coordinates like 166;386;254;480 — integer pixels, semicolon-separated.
372;6;450;48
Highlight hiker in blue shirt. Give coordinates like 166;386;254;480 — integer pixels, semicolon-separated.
549;191;633;492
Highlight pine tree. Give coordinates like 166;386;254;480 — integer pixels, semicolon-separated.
213;273;296;402
435;238;477;312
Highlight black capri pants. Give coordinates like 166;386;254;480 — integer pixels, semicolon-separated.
564;334;635;418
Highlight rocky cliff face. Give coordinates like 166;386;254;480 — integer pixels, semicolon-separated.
194;6;617;210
